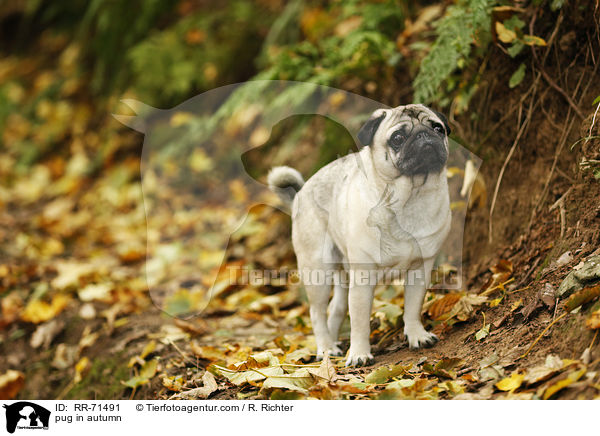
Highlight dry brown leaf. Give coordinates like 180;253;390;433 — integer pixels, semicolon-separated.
172;372;218;399
586;308;600;329
564;284;600;312
0;292;23;328
480;259;513;295
173;318;208;336
0;370;25;400
428;293;462;320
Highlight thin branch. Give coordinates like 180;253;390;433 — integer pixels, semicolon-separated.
519;311;568;360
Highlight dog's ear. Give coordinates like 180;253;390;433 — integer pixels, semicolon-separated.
433;110;451;136
357;110;386;146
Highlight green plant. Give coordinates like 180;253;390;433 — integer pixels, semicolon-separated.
24;0;177;94
413;0;496;107
127;1;275;106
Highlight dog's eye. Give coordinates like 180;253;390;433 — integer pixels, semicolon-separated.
388;130;407;150
432;122;444;134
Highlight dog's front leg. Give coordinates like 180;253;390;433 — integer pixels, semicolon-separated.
345;270;375;366
404;257;438;348
305;283;342;360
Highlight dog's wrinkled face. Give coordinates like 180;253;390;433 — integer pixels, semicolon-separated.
357;104;450;178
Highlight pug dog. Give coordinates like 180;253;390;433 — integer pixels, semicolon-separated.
268;104;451;366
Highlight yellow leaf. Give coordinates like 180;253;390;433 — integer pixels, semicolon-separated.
510;298;523;311
161;375;184;392
489;297;503;307
522;34;547;46
189;149;214;173
140;359;158;379
74;357;91;384
21;294;70;324
495;372;524;392
140;340;157;359
495;22;517;43
543;369;585;399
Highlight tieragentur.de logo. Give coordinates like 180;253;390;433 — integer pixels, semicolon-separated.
2;402;50;434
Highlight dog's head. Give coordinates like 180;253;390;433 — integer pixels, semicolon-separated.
357;104;450;179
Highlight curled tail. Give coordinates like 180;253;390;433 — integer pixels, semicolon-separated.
267;166;305;208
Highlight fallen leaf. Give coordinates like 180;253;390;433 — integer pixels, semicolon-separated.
365;363;411;384
123;358;159;388
423;358;463;379
481;260;513;295
21;294;70;324
161;375;184;392
219;365;283;386
0;370;25;400
555;251;573;267
78;283;112;302
78;327;99;353
453;384;494;400
488;297;503;307
475;324;490;341
140;340;157;359
542;369;586;399
52;344;78;370
523;354;564;385
215;351;284;385
78;303;96;319
428;293;462;320
30;319;65;349
74;356;91;384
172;372;218;399
173;318;208;336
495;372;524;392
586;308;600;329
520;294;542;320
51;261;94;290
262;369;313;394
510;298;523;311
306;355;337;383
540;283;556;309
284;348;312;364
0;292;23;328
190;344;227;362
564;284;600;312
148;324;190;344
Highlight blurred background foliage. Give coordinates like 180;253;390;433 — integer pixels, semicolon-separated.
0;0;565;173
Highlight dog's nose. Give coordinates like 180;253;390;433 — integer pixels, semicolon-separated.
416;131;430;140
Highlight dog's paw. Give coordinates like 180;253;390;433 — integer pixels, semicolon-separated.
345;350;374;367
404;324;438;349
316;344;343;360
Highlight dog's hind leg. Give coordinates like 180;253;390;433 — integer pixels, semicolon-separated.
327;273;348;351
